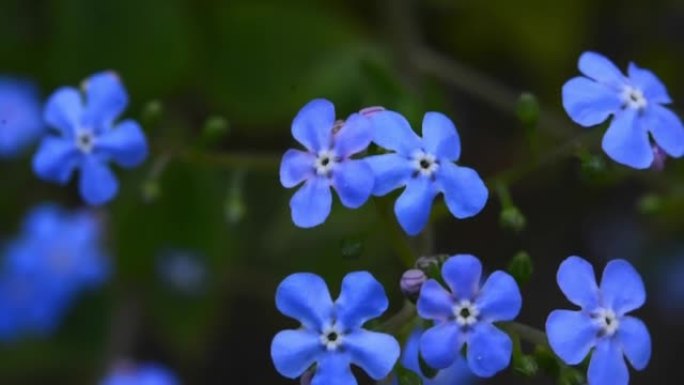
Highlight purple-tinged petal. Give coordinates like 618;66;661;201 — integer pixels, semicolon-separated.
466;322;512;377
365;154;412;196
311;354;356;385
280;149;314;188
344;330;400;379
368;110;422;156
557;256;600;310
420;322;462;369
82;71;128;130
436;162;488;219
95;120;147;168
292;99;335;152
644;105;684;158
275;272;333;330
562;77;622;127
289;177;332;228
422;112;460;161
79;156;119;205
628;62;671;104
331;160;373;209
335;271;388;330
44;87;82;136
271;329;322;379
333;113;372;158
394;176;437;236
602;109;653;169
588;339;629;385
618;316;651;370
32;137;79;184
600;259;645;315
417;279;455;321
442;254;481;301
578;52;626;88
401;328;475;385
476;271;521;322
546;310;599;365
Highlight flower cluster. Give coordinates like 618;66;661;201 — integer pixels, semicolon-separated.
100;362;179;385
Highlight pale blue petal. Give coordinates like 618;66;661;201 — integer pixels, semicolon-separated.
475;271;521;322
600;259;645;315
628;62;671;104
271;329;322;379
420;322;462;369
275;272;333;330
442;254;481;300
335;271;388;330
82;72;128;130
280;149;314;188
602;109;653;169
436;162;488;219
95;120;148;168
617;316;651;371
394;177;437;236
345;330;400;379
562;77;622;126
311;354;356;385
588;339;629;385
422;112;460;161
365;154;413;196
557;256;600;310
417;279;455;321
290;177;332;228
578;52;626;88
32;137;79;184
333;113;372;157
546;310;599;365
368;110;421;156
44;87;82;136
644;105;684;158
400;329;423;374
332;160;374;209
79;156;119;205
292;99;335;152
466;323;512;377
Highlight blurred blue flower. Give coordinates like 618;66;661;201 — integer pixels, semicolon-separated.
280;99;374;228
33;71;148;205
546;256;651;385
0;77;43;158
100;362;179;385
157;249;208;295
366;111;488;235
271;271;400;384
417;254;521;377
563;51;684;169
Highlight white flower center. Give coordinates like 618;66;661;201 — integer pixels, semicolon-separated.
75;129;95;154
453;299;479;327
314;150;336;176
593;308;620;337
412;151;439;177
320;324;344;351
621;86;648;110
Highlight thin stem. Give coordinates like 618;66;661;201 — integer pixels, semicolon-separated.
373;197;417;268
501;321;549;348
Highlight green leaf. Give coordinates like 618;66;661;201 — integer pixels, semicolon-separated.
396;365;424;385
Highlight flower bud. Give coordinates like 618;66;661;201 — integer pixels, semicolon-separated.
300;369;314;385
651;144;667;171
400;269;426;301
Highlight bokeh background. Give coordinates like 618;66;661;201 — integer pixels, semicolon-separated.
1;0;684;383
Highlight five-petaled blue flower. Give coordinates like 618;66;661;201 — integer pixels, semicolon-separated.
100;362;179;385
280;99;374;228
366;111;488;235
417;254;521;377
546;256;651;385
0;77;44;158
271;271;400;385
563;51;684;169
33;71;148;205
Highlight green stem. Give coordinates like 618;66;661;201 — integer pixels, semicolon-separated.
373;197;417;268
501;321;549;348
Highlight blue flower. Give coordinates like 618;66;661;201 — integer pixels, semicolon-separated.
546;256;651;385
271;271;400;385
563;51;684;169
366;111;488;235
100;362;179;385
0;77;44;158
33;71;148;205
280;99;374;228
417;254;521;377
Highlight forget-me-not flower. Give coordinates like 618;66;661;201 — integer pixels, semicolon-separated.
417;254;521;377
563;51;684;169
546;256;651;385
366;111;488;235
0;77;43;158
271;271;400;384
33;71;148;205
100;362;179;385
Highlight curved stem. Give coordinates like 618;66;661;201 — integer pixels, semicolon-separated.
501;321;549;348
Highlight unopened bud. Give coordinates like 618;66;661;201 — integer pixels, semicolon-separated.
500;206;526;232
401;269;426;301
651;144;667;171
300;369;313;385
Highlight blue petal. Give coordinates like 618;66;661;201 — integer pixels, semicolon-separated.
546;310;599;365
617;316;651;370
280;149;315;188
421;112;460;161
32;137;79;184
275;272;333;330
588;339;629;385
600;259;645;315
332;159;374;209
417;279;455;321
311;354;356;385
289;177;332;228
271;329;322;379
420;322;462;369
368;110;422;156
95;120;148;168
475;271;521;322
562;77;622;126
335;271;388;330
44;87;82;135
430;356;474;385
602;109;653;169
442;254;481;300
344;330;400;379
79;156;119;205
400;329;423;374
578;52;626;88
466;322;512;377
644;105;684;158
292;99;335;152
436;162;488;219
82;72;128;130
628;62;671;104
556;256;600;310
394;177;437;236
365;154;413;196
333;113;372;157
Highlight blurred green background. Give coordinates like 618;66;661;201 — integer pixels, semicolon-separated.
2;0;684;383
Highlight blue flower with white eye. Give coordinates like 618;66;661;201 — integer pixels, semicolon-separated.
417;254;521;377
546;256;651;385
33;71;148;205
563;51;684;169
0;77;43;158
271;271;400;385
366;111;488;235
100;362;179;385
280;99;374;228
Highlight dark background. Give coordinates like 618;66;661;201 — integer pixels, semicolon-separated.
1;0;683;383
